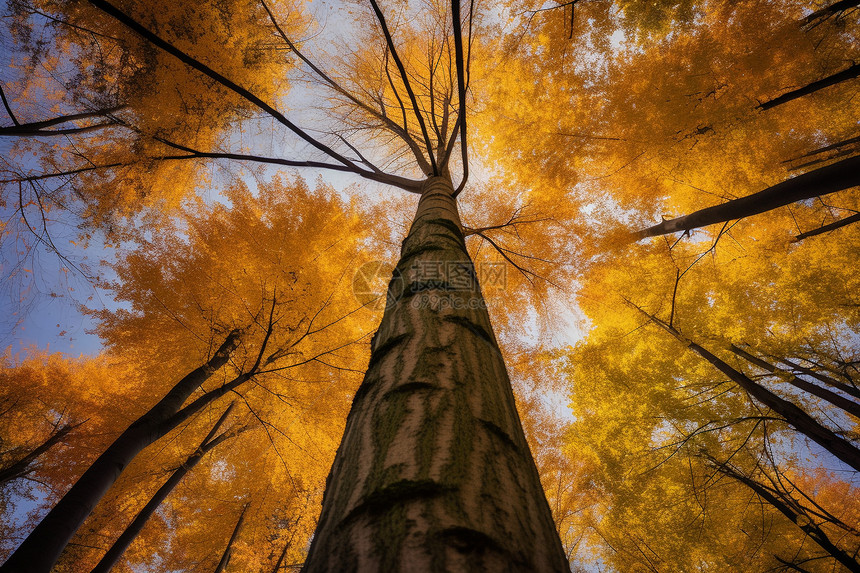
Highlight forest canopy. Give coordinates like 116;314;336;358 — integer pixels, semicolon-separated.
0;0;858;571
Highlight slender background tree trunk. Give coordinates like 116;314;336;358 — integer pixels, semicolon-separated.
90;404;237;573
214;504;248;573
302;177;568;572
708;460;860;573
792;212;860;242
635;309;860;472
0;423;80;484
726;344;860;419
758;63;860;110
633;155;860;239
0;331;240;573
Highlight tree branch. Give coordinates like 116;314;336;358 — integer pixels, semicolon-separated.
633;155;860;239
258;0;431;174
86;0;419;190
367;0;439;176
451;0;469;195
758;63;860;111
153;137;420;191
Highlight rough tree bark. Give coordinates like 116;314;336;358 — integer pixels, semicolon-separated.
302;177;568;572
0;331;241;573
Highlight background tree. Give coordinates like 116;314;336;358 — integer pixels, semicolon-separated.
0;352;135;556
555;198;860;569
1;0;858;571
478;2;860;569
1;176;376;571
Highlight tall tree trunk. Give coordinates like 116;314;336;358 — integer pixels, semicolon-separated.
302;177;568;572
0;331;241;573
214;504;249;573
758;63;860;110
90;404;237;573
633;155;860;240
708;460;860;573
726;344;860;419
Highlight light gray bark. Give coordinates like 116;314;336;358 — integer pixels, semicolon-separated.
302;177;568;572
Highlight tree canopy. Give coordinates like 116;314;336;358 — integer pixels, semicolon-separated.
1;0;858;571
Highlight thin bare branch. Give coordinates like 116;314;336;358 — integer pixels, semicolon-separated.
367;0;438;175
258;0;430;173
0;83;20;126
86;0;422;190
451;0;469;195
